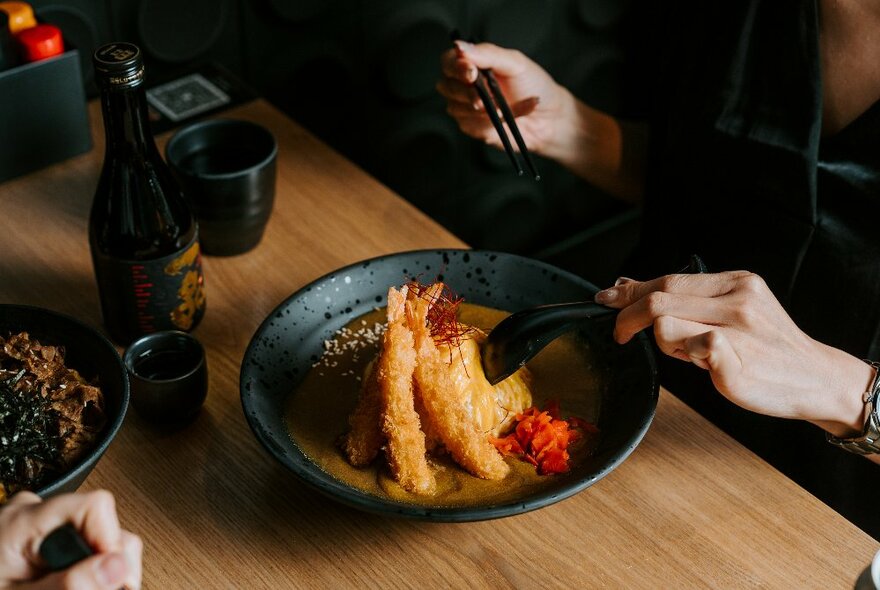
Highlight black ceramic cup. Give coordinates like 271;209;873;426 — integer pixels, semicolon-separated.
165;119;277;256
123;331;208;424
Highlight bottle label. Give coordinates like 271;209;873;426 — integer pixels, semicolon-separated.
93;236;206;342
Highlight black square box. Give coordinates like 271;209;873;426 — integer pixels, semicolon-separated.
0;49;92;183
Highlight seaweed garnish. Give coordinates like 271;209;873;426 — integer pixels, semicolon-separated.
0;370;62;493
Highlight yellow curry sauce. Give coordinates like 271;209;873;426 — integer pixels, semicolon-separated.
284;303;601;508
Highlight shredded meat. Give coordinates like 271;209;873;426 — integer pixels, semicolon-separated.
0;332;106;501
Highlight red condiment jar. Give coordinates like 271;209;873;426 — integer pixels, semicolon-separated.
17;23;63;62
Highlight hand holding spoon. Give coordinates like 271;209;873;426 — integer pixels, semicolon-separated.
481;255;707;384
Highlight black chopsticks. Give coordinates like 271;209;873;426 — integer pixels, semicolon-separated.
451;33;541;181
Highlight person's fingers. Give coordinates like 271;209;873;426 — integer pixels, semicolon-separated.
652;315;709;362
439;47;458;75
19;553;128;590
7;490;42;507
446;94;540;123
651;316;744;379
509;96;540;118
596;271;753;309
440;49;477;82
613;292;731;344
684;329;743;383
23;490;122;561
119;531;143;590
445;101;484;118
435;78;480;109
455;41;529;77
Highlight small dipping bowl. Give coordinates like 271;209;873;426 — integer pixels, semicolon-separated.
123;331;208;424
165;118;277;256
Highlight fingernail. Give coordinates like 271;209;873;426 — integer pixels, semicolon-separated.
614;277;634;286
454;40;473;53
96;553;126;587
594;288;618;304
466;66;477;83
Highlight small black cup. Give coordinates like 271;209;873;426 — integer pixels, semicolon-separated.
165;119;277;256
123;331;208;424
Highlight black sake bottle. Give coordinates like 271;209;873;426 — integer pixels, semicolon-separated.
89;42;205;344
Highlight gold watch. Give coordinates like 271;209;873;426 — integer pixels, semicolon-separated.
827;360;880;455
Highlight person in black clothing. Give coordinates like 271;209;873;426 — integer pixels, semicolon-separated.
439;0;880;535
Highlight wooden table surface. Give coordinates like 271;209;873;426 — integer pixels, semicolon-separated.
1;99;877;589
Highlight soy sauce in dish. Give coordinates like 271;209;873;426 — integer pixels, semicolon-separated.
132;349;199;381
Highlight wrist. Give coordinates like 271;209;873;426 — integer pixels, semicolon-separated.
538;86;582;163
540;88;644;201
808;349;875;438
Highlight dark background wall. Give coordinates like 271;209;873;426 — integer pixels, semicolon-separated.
30;0;639;287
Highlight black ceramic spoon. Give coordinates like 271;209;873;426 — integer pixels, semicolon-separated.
481;255;707;385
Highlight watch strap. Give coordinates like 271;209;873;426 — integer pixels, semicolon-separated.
827;360;880;455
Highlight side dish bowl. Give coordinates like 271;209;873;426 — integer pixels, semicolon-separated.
0;305;129;498
240;249;658;521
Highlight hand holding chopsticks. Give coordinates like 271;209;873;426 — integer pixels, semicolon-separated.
476;69;542;180
440;40;648;200
447;34;541;181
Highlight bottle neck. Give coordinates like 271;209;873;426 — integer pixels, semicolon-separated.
92;80;196;259
99;84;156;156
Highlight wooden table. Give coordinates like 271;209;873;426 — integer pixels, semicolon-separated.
2;99;877;588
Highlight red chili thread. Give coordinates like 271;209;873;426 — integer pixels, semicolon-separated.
407;281;477;372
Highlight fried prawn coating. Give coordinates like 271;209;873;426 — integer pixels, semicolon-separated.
378;286;436;495
406;287;509;480
341;359;384;466
412;383;442;453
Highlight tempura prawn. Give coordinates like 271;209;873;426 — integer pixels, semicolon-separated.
341;281;535;494
376;286;435;494
406;285;509;481
341;358;383;467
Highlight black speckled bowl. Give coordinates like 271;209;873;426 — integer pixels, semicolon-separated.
240;249;658;521
0;305;129;499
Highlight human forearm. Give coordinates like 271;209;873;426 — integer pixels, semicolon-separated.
597;271;880;463
806;344;872;438
807;345;880;464
439;43;648;202
542;89;647;203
